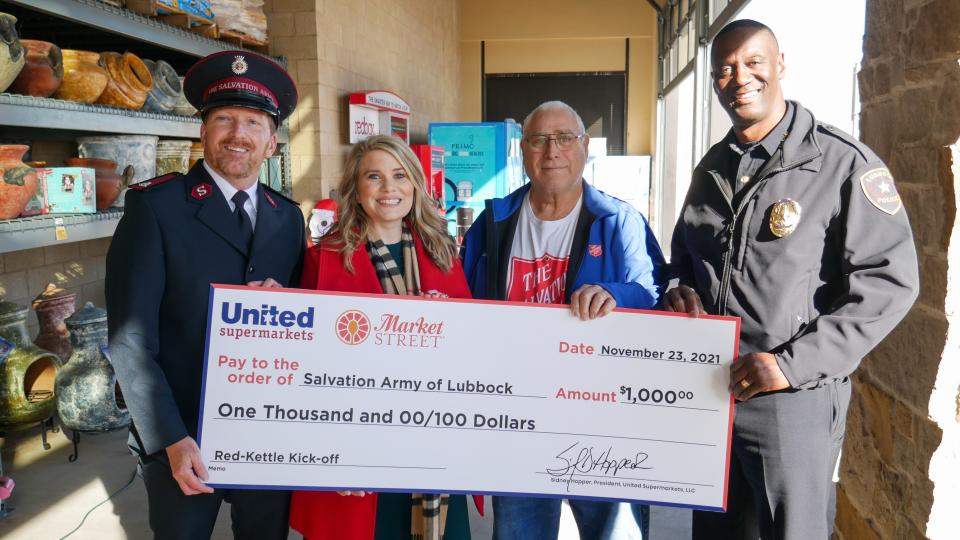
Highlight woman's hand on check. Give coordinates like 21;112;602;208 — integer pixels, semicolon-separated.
337;491;368;496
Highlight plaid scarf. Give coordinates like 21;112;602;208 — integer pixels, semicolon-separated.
366;223;421;296
365;223;448;540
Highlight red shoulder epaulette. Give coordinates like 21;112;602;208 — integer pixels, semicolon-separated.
129;173;181;191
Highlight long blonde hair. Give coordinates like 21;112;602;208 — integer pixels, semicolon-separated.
331;135;454;273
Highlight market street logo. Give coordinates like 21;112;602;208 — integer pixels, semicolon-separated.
373;313;445;349
336;310;371;345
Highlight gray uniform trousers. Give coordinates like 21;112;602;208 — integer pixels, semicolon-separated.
692;377;851;540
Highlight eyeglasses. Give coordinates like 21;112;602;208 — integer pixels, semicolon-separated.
525;133;585;151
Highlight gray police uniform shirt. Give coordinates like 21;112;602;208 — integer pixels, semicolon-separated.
668;101;919;389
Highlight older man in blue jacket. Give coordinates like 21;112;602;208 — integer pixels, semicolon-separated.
461;100;664;539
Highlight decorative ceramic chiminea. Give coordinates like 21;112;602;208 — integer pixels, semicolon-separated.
0;299;61;431
55;302;129;435
32;284;77;362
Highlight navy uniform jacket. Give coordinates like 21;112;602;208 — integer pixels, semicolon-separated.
106;161;305;456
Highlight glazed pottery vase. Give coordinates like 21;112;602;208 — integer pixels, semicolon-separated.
0;144;39;220
77;135;158;207
0;12;25;93
155;139;192;175
0;299;61;430
188;141;204;169
55;302;130;432
8;39;63;98
172;76;197;117
54;50;108;104
65;157;134;209
32;283;77;362
141;59;181;114
95;51;154;110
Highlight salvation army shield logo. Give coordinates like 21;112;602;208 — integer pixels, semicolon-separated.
335;310;371;345
859;167;902;215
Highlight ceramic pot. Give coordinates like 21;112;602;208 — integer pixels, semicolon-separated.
0;144;39;220
65;157;134;209
172;76;197;117
0;299;61;430
8;39;63;98
55;302;130;432
54;50;108;104
141;59;181;114
0;12;25;93
95;51;153;110
156;139;192;175
77;135;158;207
32;284;76;362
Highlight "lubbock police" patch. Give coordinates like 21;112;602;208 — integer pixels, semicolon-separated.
859;167;902;215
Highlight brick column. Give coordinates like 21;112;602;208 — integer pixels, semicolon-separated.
839;0;960;537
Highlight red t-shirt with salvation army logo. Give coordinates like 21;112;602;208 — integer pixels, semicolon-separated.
505;194;583;304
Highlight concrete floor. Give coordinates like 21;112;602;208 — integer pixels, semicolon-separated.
0;426;691;539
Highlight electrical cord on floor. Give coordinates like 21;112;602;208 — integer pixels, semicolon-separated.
59;467;138;539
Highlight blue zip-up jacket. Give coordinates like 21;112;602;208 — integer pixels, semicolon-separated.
461;181;665;309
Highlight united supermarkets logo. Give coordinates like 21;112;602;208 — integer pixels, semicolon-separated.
335;310;371;345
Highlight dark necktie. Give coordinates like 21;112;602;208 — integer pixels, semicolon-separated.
232;191;254;249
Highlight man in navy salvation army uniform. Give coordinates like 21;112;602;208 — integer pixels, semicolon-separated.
105;51;304;539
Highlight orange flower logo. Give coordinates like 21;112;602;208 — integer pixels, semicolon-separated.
335;310;371;345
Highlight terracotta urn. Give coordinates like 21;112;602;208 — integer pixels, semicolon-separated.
54;50;108;104
65;157;134;209
55;302;130;432
0;12;25;93
95;51;154;110
141;59;181;114
0;299;61;430
0;144;39;220
8;39;63;98
32;283;77;362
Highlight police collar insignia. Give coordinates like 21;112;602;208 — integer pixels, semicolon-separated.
769;198;802;238
192;182;213;200
859;167;902;215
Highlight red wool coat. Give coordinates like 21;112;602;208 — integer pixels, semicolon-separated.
288;231;483;540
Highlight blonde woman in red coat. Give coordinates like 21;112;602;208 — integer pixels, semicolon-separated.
290;135;483;540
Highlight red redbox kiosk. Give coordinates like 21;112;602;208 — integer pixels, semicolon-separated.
348;91;411;143
411;144;445;214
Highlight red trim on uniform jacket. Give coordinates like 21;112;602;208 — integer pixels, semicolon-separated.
289;228;482;540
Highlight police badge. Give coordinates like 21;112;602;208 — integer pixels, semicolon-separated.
769;198;802;238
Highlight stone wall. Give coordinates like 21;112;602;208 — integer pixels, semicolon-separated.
263;0;461;211
0;238;110;336
840;0;960;537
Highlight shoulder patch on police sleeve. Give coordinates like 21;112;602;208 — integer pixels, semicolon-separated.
129;173;181;191
859;167;902;215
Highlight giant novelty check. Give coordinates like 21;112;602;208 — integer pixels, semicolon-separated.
198;285;738;511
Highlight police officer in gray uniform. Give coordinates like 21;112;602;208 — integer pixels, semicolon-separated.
662;20;919;539
106;52;304;539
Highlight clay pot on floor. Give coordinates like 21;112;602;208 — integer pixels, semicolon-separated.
55;302;130;432
54;50;108;104
0;144;39;220
0;12;25;93
0;299;62;430
32;284;77;363
8;39;63;97
65;157;135;209
95;51;153;110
